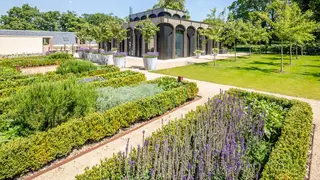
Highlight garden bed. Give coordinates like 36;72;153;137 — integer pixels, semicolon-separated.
23;96;202;180
0;77;198;179
75;89;313;180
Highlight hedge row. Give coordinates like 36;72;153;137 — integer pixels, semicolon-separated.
0;65;120;89
76;89;312;180
227;89;313;180
0;67;123;99
0;78;198;179
0;56;59;68
236;43;320;55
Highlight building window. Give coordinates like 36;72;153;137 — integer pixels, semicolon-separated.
43;38;50;45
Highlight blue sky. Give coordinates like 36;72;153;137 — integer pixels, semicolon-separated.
0;0;234;21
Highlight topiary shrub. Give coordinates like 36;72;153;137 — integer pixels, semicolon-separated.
56;60;97;75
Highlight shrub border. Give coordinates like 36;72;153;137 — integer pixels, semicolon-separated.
227;89;313;180
0;78;198;180
26;96;202;180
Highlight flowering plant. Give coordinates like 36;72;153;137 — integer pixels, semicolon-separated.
143;52;159;58
111;47;118;52
113;52;127;58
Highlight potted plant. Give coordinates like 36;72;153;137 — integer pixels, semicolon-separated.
101;51;114;65
111;47;118;54
113;52;127;68
194;49;204;58
212;48;219;66
136;18;160;70
143;52;159;70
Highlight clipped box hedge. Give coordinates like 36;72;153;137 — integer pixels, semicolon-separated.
0;78;198;179
0;65;120;90
76;89;313;180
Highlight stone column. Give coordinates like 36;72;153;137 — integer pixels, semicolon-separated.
184;30;188;57
141;36;145;56
124;39;128;53
111;39;114;48
172;26;176;59
154;34;157;52
132;33;136;56
194;30;198;51
201;36;206;52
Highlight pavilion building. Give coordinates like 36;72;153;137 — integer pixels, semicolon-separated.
119;8;212;60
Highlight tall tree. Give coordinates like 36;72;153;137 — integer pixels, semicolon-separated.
228;0;272;20
59;11;85;32
0;4;41;30
223;18;247;61
153;0;186;11
35;11;61;31
136;18;160;52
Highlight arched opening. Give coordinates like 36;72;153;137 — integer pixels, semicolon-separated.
175;25;185;58
127;28;133;55
141;15;147;20
134;29;142;57
181;15;187;19
158;12;172;17
130;18;134;22
157;23;173;59
134;17;140;21
187;26;196;57
173;14;181;19
149;14;157;18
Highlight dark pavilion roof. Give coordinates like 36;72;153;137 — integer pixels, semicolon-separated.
0;29;77;45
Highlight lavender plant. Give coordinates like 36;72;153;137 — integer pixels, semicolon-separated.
77;92;267;179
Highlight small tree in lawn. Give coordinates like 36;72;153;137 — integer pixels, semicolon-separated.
243;19;270;57
223;17;247;61
200;8;226;65
136;18;160;53
289;5;318;61
258;0;293;72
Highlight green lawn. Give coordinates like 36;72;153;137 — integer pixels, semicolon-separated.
155;54;320;100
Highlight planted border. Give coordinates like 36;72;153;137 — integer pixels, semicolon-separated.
0;78;198;179
76;89;312;180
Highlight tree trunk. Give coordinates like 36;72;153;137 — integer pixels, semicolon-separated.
235;40;237;62
214;54;216;66
249;44;252;57
260;41;262;55
296;44;298;60
280;42;284;72
290;44;292;65
301;46;304;56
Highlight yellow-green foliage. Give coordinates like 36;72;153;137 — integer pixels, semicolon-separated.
56;60;97;75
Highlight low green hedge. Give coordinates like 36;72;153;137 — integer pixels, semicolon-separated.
0;67;122;99
76;89;312;180
0;78;198;179
0;65;119;90
0;56;60;68
227;89;313;180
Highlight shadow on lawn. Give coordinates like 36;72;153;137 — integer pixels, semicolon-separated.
302;65;320;68
231;66;278;73
251;61;290;66
301;72;320;78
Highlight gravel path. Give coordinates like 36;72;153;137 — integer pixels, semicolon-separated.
28;69;320;180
